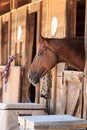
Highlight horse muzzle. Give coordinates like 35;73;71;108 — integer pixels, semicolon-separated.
28;72;40;86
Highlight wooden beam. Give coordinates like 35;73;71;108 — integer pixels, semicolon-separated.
0;17;2;64
10;0;18;10
83;0;87;119
66;0;77;37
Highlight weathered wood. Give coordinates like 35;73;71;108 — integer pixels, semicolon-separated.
28;1;41;103
83;0;87;119
64;71;83;118
11;10;17;65
1;66;21;102
0;17;2;65
18;115;87;130
0;103;46;130
1;13;11;65
66;0;77;36
41;0;67;114
52;70;84;117
10;0;18;10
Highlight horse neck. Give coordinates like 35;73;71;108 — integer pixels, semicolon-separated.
48;38;69;62
47;38;84;70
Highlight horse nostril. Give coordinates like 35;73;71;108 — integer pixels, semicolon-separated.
28;72;38;80
28;71;40;85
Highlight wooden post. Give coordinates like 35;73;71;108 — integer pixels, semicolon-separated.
50;66;57;114
0;17;2;64
28;1;42;103
66;0;77;37
10;0;18;10
83;0;87;119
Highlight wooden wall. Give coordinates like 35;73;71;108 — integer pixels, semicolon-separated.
40;0;85;117
84;0;87;119
0;1;41;103
0;0;86;118
42;0;66;38
40;0;67;114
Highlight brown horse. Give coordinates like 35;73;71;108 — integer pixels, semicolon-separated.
28;37;85;86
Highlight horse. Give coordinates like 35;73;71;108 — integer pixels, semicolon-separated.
28;37;85;86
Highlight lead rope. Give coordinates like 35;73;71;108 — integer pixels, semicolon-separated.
2;54;21;92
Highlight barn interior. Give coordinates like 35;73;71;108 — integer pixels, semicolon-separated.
0;0;87;129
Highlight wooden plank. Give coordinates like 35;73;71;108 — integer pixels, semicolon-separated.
83;0;87;119
0;103;46;130
64;71;83;118
16;7;28;102
50;67;57;114
11;10;17;64
1;13;11;64
28;0;41;14
41;0;67;114
41;0;67;37
10;0;18;10
41;0;49;37
19;115;87;130
2;66;21;102
66;0;77;36
0;17;2;65
56;76;66;114
28;1;41;103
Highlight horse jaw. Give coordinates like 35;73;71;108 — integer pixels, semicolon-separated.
28;66;51;86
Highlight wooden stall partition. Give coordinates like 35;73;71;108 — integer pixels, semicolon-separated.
55;0;85;116
41;0;67;114
0;17;2;102
56;70;84;118
56;64;66;114
64;71;83;118
66;0;77;37
10;9;17;63
0;65;21;102
13;1;42;103
1;12;11;65
10;0;18;10
0;17;2;65
41;0;49;37
48;0;66;38
50;0;67;114
2;66;21;102
27;1;42;103
41;0;66;38
0;13;11;102
83;0;87;119
15;6;28;102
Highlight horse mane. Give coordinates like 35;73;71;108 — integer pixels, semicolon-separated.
41;36;84;43
41;36;84;50
40;36;84;60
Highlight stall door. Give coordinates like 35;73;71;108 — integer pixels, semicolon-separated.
56;70;84;118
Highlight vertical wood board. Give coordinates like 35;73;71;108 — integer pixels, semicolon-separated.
2;66;21;102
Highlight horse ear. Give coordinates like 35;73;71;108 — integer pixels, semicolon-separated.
40;35;45;42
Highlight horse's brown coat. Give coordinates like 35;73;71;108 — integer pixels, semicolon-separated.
28;37;85;85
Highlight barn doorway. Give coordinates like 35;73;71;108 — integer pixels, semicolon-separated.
76;0;85;37
65;0;85;71
2;21;8;65
28;12;37;103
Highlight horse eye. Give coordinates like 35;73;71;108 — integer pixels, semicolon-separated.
37;50;43;56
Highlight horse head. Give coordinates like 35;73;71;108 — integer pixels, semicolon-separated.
28;37;58;86
28;36;85;86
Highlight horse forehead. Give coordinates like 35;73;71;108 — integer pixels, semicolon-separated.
39;41;47;50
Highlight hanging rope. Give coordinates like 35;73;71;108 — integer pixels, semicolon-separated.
2;54;21;91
